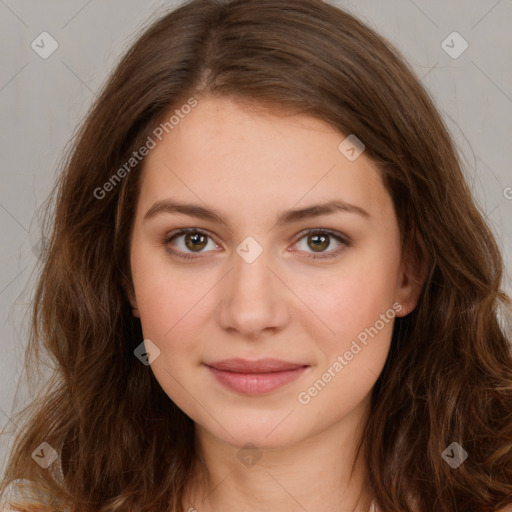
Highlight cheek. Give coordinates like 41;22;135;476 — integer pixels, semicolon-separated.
304;245;399;363
295;263;396;414
135;274;208;344
131;262;208;407
314;249;399;313
130;236;207;339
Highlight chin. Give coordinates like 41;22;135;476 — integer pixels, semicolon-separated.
202;416;309;451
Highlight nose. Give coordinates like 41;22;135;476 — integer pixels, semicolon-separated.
216;245;290;339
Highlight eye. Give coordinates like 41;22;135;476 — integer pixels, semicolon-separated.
291;229;350;259
163;228;219;260
163;228;351;261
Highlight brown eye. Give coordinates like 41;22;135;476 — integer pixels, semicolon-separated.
307;233;329;252
184;232;208;251
164;229;218;259
293;229;350;260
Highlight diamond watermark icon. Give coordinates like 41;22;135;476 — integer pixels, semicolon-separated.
134;338;161;365
31;442;58;468
236;442;262;468
338;134;365;161
441;31;468;59
31;32;59;59
236;236;263;264
441;442;468;469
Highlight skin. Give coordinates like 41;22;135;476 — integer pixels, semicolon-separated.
128;95;424;512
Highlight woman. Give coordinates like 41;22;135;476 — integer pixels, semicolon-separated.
1;0;511;510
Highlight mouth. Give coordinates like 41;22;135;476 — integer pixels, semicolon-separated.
204;358;310;395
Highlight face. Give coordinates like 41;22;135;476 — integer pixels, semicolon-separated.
128;95;422;450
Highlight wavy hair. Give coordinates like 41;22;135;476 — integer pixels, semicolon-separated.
1;0;511;510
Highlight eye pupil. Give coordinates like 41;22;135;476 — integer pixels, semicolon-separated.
309;233;329;252
185;232;207;251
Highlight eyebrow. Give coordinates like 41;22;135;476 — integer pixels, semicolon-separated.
143;199;371;228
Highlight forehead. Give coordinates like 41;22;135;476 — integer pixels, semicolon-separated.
137;96;391;222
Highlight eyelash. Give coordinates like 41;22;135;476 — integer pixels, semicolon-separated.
162;228;351;261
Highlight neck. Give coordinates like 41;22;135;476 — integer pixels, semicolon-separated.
181;399;374;512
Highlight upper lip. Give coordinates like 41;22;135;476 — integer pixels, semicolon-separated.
206;358;309;373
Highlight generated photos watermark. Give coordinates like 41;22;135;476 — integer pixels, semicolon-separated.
93;97;198;200
297;301;403;405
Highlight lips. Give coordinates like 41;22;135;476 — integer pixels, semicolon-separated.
204;358;310;395
206;358;307;373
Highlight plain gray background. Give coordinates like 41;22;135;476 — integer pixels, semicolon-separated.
1;0;511;471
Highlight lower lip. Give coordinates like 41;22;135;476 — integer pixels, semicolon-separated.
206;365;309;395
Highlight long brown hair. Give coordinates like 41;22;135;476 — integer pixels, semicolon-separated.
1;0;511;510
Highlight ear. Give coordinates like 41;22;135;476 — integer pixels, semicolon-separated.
394;227;429;318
